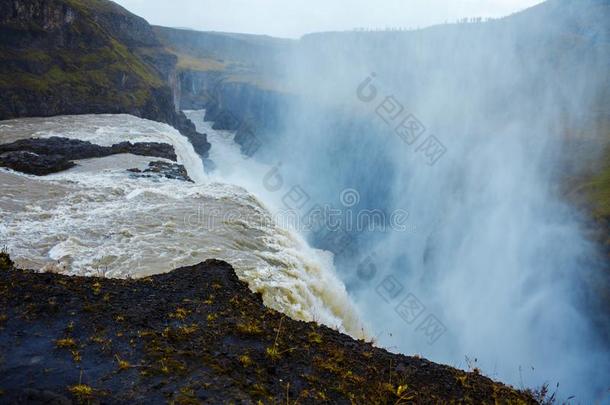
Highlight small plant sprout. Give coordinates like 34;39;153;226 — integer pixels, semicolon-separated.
395;384;414;404
55;338;77;349
68;384;93;399
308;332;322;344
238;354;253;367
71;350;81;363
170;307;190;320
115;355;131;371
236;320;262;335
265;346;281;361
68;371;93;401
266;316;295;361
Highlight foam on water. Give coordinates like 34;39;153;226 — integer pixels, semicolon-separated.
0;113;364;337
0;114;207;183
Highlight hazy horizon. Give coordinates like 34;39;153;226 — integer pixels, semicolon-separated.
112;0;545;38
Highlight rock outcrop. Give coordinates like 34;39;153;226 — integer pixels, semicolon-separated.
0;137;177;161
196;78;293;156
153;26;295;157
127;161;192;182
0;151;76;176
0;136;178;176
0;0;210;157
0;257;538;404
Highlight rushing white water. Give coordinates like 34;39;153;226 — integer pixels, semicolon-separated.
264;17;610;400
185;110;289;210
0;114;207;183
0;113;364;337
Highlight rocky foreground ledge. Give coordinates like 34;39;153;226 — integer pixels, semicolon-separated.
0;254;537;404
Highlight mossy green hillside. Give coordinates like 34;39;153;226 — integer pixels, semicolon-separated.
0;0;168;120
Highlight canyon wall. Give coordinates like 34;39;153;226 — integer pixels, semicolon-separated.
0;0;210;156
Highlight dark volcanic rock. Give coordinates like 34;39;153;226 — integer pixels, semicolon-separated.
0;151;75;176
0;137;178;176
0;137;177;161
128;161;192;182
110;141;177;161
0;258;537;404
171;110;211;157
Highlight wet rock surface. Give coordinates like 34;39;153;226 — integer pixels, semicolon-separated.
128;161;192;182
0;136;177;176
0;258;537;404
0;151;75;176
0;137;177;161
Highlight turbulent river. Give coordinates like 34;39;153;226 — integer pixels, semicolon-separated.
0;112;364;337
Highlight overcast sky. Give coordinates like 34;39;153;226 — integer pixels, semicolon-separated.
113;0;545;38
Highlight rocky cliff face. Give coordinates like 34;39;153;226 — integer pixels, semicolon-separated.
0;0;210;157
153;26;294;156
179;70;293;155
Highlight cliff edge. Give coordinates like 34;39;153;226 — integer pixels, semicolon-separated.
0;255;538;404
